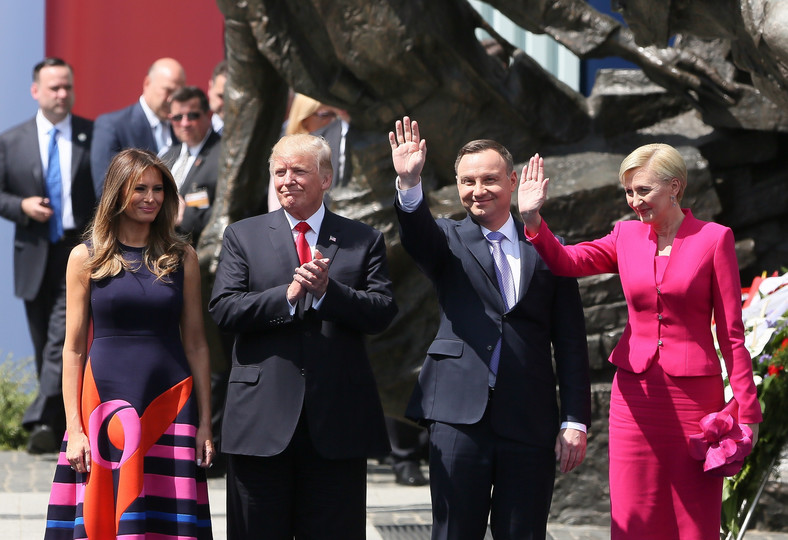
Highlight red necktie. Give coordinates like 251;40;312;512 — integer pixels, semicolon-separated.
294;221;312;265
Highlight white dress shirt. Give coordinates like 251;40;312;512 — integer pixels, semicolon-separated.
36;110;74;230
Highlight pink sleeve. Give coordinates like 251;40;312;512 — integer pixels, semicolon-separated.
526;218;619;277
712;228;763;423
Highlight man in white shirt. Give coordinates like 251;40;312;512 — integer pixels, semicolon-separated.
0;57;95;453
91;57;186;197
391;116;591;539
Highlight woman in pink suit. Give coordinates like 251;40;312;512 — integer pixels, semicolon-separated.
518;144;762;539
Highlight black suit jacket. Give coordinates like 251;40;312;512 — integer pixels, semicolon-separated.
397;199;591;450
0;115;95;300
161;131;221;245
210;208;397;459
312;119;352;188
91;102;163;196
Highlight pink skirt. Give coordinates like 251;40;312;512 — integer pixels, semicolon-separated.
609;361;725;540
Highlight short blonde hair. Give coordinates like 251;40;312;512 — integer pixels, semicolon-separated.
269;133;334;180
619;143;687;202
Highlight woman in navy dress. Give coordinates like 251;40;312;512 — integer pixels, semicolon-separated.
45;149;214;539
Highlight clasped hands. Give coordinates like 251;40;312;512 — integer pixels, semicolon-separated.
287;249;331;304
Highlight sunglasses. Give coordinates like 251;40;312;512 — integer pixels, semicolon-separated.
170;111;202;122
312;111;336;119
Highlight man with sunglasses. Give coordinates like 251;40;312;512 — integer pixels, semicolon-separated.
161;85;220;246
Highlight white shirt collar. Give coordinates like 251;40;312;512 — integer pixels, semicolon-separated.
139;95;160;128
36;110;72;139
480;214;517;243
283;203;326;236
185;128;213;157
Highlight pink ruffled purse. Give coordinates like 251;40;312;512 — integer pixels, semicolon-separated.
688;400;753;477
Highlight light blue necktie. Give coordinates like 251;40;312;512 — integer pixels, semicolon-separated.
487;231;516;383
45;127;64;243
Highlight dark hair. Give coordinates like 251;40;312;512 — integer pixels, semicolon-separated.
211;59;227;81
454;139;514;175
170;85;210;112
33;57;71;82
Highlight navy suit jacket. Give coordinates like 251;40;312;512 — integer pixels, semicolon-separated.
161;130;221;246
0;115;95;300
396;199;591;450
210;208;397;459
91;102;160;196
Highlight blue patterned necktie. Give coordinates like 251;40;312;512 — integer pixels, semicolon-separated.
45;127;64;243
487;231;516;383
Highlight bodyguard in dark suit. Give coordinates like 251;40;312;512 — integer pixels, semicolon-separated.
160;86;220;246
312;112;353;189
210;133;397;539
0;58;95;452
390;117;590;540
91;58;185;196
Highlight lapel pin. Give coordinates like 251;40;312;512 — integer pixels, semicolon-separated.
194;158;202;167
77;132;87;142
329;235;337;243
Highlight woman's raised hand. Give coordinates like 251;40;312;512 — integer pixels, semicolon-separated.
518;153;550;234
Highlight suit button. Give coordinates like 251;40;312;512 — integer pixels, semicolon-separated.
487;345;493;351
658;340;663;346
502;314;508;321
657;314;663;320
300;369;306;376
657;287;661;295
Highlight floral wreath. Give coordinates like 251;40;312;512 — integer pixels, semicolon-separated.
717;271;788;539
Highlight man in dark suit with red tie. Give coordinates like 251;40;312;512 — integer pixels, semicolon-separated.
0;58;95;453
390;117;590;540
210;133;397;539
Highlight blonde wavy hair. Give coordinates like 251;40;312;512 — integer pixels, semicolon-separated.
86;149;187;281
285;94;324;136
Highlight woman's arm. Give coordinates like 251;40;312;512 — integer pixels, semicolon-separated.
711;228;763;440
180;246;215;468
63;244;92;473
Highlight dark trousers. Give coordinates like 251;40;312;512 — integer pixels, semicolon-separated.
428;408;556;540
226;414;367;540
21;238;74;434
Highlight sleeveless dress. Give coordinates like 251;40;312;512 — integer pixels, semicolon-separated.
44;244;212;539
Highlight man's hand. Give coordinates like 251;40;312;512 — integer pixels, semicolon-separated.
555;427;586;473
288;249;331;302
517;154;549;235
389;116;427;189
21;196;54;223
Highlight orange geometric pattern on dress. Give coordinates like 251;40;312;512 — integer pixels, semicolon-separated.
79;358;194;539
108;414;125;449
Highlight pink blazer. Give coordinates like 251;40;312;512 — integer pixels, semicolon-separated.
528;210;762;422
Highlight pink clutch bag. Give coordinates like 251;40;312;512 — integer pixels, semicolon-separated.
688;401;753;477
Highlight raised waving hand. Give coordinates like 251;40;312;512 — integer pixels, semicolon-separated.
518;153;550;235
389;116;427;189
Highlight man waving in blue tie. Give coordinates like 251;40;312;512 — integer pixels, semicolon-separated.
391;116;590;540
